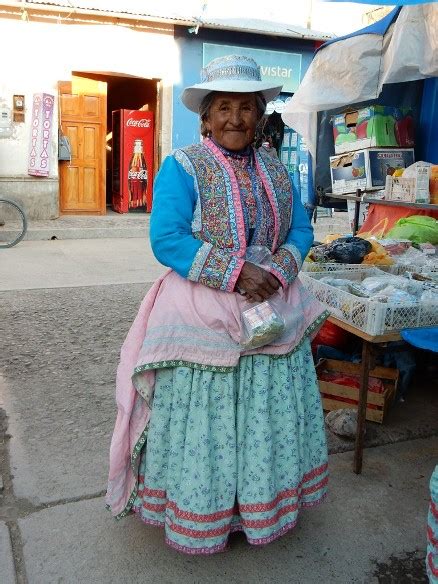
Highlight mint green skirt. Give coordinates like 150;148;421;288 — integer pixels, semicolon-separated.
133;339;328;554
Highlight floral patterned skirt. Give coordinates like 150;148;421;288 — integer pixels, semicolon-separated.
132;339;328;555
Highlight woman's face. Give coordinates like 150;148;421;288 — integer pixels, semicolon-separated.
204;92;259;151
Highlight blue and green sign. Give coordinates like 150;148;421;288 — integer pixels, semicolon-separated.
203;43;302;94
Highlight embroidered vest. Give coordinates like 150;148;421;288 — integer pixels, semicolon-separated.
174;138;293;256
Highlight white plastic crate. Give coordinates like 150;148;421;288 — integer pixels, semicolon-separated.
299;268;438;336
303;261;437;278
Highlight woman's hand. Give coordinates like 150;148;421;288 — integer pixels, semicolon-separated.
236;262;281;303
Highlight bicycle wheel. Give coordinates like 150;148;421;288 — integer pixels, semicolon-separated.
0;199;28;248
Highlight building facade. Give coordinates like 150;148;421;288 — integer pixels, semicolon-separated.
0;2;330;219
172;25;323;149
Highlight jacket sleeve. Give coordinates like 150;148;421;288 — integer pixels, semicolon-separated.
150;154;244;292
269;190;314;288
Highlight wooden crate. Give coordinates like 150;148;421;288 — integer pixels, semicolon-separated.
316;359;399;424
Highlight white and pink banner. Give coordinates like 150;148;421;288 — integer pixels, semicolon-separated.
28;93;54;177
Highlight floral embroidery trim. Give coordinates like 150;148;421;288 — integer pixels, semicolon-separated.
271;246;299;286
159;484;328;539
198;246;234;290
188;242;213;281
141;486;166;498
270;267;288;289
166;520;231;539
159;494;327;554
134;360;235;374
222;255;245;292
174;149;203;233
204;138;247;255
254;151;281;252
136;463;328;525
165;536;228;556
283;242;303;271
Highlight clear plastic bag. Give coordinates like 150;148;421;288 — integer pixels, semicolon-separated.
240;292;301;349
361;275;424;303
320;277;370;297
239;246;292;349
241;299;286;349
244;245;272;270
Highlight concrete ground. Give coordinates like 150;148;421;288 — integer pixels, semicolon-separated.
0;211;437;583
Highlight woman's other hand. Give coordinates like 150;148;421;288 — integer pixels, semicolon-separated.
236;262;281;303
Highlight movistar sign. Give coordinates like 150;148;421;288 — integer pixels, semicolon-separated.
203;43;302;93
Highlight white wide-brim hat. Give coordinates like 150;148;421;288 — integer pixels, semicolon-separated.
181;54;283;113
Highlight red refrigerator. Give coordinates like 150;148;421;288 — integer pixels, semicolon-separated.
112;109;154;213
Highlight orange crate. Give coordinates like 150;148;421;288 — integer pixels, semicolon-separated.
316;359;399;424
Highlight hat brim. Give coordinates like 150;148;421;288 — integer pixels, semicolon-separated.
181;80;283;113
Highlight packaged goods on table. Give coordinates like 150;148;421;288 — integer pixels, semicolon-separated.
330;148;415;195
306;235;393;269
300;268;438;335
309;236;372;264
385;162;432;204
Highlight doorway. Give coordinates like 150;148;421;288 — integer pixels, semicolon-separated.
58;72;160;215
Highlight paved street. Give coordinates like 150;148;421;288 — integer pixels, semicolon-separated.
0;232;437;583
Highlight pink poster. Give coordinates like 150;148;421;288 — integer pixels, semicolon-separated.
28;93;54;177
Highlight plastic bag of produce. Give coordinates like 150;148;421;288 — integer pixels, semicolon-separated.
386;215;438;244
240;297;286;349
320;277;370;297
362;238;394;265
361;275;424;302
310;236;372;264
239;245;289;349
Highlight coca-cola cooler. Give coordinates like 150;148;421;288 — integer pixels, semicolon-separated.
112;109;154;213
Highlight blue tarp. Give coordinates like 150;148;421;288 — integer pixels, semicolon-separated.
401;328;438;353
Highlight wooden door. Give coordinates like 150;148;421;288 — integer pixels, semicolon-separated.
58;77;107;214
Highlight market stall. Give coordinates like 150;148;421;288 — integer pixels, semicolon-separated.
281;2;438;474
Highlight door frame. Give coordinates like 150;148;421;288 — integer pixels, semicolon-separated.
58;77;107;215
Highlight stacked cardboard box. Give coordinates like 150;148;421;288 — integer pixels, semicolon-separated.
329;106;415;196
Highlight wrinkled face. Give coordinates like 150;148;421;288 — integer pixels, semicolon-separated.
205;92;259;151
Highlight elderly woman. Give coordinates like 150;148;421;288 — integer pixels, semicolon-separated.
106;55;329;555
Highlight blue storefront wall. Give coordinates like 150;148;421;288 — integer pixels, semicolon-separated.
172;27;317;149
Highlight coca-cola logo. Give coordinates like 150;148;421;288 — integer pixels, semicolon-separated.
126;118;151;128
128;169;148;180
